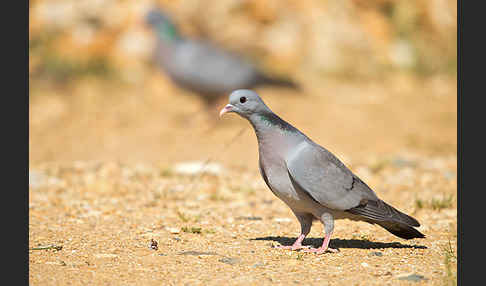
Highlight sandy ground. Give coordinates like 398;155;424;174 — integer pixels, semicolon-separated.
29;73;457;285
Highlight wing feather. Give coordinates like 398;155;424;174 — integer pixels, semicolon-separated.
285;141;378;210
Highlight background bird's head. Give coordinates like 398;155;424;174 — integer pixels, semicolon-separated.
145;8;180;42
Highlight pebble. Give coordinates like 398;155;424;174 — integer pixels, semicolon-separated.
45;260;67;266
166;227;181;234
219;257;241;265
396;273;428;282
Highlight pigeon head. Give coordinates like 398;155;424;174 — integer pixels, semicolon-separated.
219;90;271;119
145;8;179;41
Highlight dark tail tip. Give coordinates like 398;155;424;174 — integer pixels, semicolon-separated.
378;221;425;240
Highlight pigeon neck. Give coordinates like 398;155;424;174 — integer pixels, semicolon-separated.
249;112;298;140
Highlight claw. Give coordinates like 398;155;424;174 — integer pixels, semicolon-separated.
302;247;339;254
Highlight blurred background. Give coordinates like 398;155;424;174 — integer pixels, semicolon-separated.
29;0;457;171
29;3;457;282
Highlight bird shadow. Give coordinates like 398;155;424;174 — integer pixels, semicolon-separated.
251;236;427;250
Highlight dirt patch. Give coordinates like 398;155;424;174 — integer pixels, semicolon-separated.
29;74;456;285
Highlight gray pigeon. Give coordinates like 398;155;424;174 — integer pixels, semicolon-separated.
145;8;299;106
220;90;425;254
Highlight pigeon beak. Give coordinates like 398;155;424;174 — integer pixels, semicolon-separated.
219;104;234;118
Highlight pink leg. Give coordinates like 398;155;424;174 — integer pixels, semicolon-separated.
275;213;313;251
275;234;311;250
303;231;339;254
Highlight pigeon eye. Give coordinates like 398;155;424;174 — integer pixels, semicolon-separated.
240;97;247;103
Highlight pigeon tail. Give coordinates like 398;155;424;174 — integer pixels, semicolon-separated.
257;74;300;90
376;221;425;239
346;199;425;239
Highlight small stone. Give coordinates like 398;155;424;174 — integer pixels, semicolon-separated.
369;251;383;257
219;257;241;265
166;227;180;234
45;260;67;266
396;273;427;282
274;218;292;222
361;262;369;267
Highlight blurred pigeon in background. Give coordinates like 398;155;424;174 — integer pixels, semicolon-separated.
145;8;300;108
220;90;425;254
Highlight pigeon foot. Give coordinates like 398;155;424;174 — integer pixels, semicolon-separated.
302;247;339;254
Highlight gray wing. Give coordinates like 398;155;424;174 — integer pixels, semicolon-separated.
169;40;259;94
285;141;379;211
